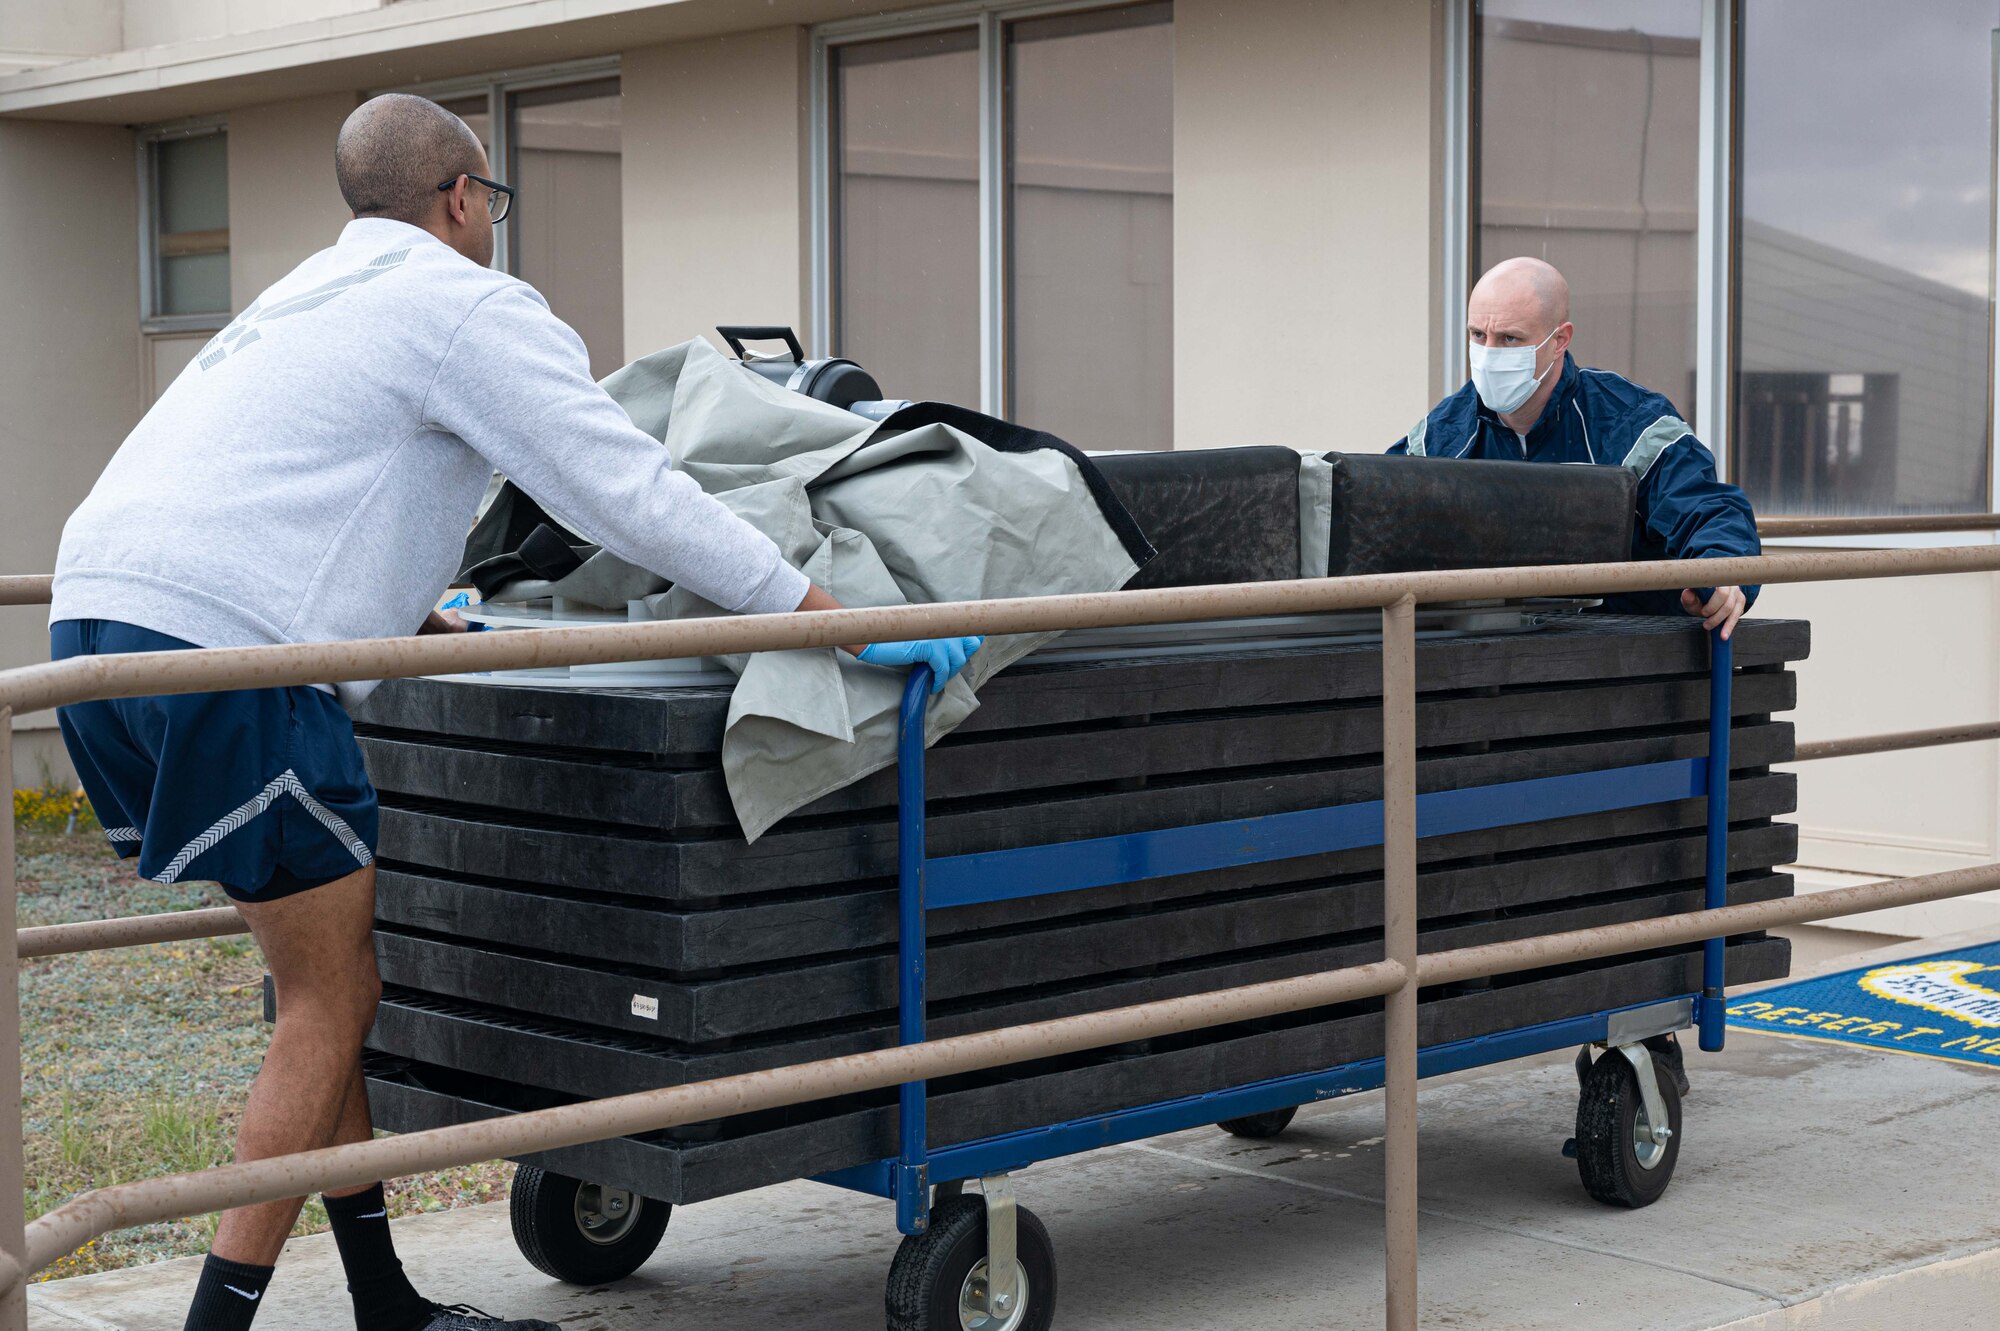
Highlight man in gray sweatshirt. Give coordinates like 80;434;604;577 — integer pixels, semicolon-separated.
48;94;980;1331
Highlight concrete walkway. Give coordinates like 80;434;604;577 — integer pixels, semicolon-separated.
29;931;2000;1331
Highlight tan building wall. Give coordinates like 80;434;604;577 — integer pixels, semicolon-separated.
0;1;122;64
121;0;384;53
227;91;357;308
1173;0;1441;452
1760;570;2000;936
620;29;812;363
0;118;142;784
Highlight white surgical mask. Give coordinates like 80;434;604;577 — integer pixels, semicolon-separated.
1468;327;1560;415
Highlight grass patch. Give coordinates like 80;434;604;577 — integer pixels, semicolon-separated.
17;822;512;1280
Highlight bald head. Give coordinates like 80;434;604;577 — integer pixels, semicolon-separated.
1465;257;1575;422
1470;257;1570;333
336;94;485;225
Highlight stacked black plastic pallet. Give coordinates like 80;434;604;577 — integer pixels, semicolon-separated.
351;612;1804;1204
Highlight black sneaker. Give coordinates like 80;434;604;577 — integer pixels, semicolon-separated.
415;1303;558;1331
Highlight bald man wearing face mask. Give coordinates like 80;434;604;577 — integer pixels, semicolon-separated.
1389;257;1760;640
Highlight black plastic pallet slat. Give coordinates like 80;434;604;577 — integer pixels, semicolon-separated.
375;722;1794;899
358;671;1796;831
352;616;1809;757
371;819;1797;975
366;939;1789;1204
367;772;1795;991
371;869;1792;1045
366;875;1790;1098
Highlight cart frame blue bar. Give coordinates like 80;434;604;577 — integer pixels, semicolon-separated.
818;629;1735;1236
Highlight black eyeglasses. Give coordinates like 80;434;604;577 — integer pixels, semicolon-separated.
436;172;514;224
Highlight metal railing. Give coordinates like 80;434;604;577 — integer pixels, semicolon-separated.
1757;512;2000;539
8;542;2000;1331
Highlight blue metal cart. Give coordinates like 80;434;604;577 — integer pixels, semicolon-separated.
814;630;1736;1331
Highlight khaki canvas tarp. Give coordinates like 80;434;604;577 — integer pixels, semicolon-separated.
467;338;1145;839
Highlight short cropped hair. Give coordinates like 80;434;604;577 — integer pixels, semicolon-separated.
335;94;485;224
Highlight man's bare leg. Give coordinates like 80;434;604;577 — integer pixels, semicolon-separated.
321;1060;377;1196
199;864;552;1330
213;864;381;1266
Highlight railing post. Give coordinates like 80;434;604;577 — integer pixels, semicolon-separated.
1380;599;1419;1331
0;711;26;1329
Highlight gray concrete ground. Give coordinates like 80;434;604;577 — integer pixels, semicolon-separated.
29;927;2000;1331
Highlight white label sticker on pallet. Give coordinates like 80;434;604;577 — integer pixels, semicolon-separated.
631;994;660;1020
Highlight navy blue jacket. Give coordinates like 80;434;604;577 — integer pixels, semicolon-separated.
1388;354;1759;615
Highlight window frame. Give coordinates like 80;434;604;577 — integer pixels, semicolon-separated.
809;0;1172;420
1452;0;2000;534
378;55;621;279
138;115;231;335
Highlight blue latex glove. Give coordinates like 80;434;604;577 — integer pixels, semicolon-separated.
436;590;489;631
857;636;985;694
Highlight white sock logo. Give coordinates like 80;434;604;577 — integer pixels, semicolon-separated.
223;1285;261;1301
358;1208;387;1219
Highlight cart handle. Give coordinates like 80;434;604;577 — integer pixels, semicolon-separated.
894;665;936;1233
1699;628;1733;1051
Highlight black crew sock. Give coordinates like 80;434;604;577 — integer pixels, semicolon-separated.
323;1183;433;1331
183;1253;275;1331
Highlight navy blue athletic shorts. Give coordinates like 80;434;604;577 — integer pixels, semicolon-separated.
50;619;379;902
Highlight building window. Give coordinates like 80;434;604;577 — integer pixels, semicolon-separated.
1007;4;1173;451
430;67;624;378
1472;1;1702;424
146;127;230;322
1738;371;1896;514
1732;0;1996;516
822;1;1175;450
832;30;983;411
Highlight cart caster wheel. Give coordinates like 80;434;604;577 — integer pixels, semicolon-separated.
1216;1105;1298;1139
508;1165;670;1285
887;1194;1056;1331
1575;1049;1681;1209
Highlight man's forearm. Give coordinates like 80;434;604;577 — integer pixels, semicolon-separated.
794;583;869;656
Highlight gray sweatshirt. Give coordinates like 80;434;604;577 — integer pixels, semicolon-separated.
51;218;809;704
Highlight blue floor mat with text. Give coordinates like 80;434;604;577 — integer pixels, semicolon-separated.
1727;939;2000;1067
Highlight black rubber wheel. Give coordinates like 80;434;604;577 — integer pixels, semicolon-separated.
508;1165;671;1285
1216;1105;1299;1139
886;1194;1056;1331
1575;1049;1682;1208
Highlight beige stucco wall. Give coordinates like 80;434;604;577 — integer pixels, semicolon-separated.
121;0;383;54
1172;0;1440;452
620;29;810;363
0;1;122;63
0;118;142;783
1759;567;2000;935
226;91;357;309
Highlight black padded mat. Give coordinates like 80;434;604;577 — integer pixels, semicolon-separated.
1325;453;1636;576
1094;448;1305;588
